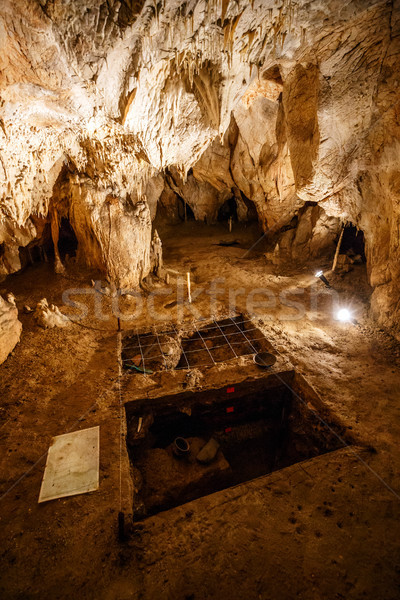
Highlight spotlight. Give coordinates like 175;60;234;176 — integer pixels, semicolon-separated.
315;270;331;288
336;308;352;322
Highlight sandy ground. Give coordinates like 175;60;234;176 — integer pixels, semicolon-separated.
0;221;400;599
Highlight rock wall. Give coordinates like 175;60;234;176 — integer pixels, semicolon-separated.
0;0;399;326
0;295;22;364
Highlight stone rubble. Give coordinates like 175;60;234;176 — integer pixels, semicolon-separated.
33;298;70;329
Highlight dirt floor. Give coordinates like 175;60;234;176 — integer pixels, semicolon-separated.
0;221;400;599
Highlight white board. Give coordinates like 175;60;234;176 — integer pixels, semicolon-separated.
38;426;99;503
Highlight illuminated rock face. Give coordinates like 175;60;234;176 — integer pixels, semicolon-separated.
0;0;399;324
0;295;22;364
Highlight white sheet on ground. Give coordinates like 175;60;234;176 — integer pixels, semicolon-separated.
38;426;99;503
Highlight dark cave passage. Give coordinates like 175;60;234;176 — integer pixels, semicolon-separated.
340;224;366;262
218;196;238;222
58;217;78;259
177;197;195;221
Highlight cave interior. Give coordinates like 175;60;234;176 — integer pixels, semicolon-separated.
0;0;400;599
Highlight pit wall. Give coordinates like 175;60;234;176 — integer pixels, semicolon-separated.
122;369;360;527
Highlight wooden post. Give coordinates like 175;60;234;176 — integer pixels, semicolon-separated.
332;225;345;272
186;272;192;303
229;216;233;233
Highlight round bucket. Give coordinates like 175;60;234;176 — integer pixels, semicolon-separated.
173;437;190;457
253;352;277;369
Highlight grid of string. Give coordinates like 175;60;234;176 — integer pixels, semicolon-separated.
121;316;265;370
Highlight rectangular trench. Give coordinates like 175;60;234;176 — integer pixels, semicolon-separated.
125;373;357;521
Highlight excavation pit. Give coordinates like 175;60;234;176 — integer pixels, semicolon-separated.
121;315;273;372
125;374;355;520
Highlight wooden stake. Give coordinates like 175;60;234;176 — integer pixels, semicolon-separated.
186;272;192;303
229;216;233;232
332;225;345;272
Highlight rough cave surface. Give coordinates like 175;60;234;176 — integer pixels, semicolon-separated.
0;294;21;363
2;3;400;597
0;0;399;332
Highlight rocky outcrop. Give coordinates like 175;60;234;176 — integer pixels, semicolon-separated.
278;205;340;262
0;294;22;364
0;0;399;326
67;179;152;289
34;298;70;329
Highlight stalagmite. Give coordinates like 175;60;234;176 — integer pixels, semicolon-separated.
151;229;163;277
34;298;70;329
50;210;65;275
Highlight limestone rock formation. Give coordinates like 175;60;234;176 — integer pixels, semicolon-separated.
34;298;70;329
278;205;340;262
0;0;399;326
150;229;163;277
0;294;22;364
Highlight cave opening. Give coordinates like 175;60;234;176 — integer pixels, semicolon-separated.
58;217;78;259
29;245;42;263
217;196;238;222
177;197;195;221
17;225;52;269
340;224;366;262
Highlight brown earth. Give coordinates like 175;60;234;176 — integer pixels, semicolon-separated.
0;222;399;599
